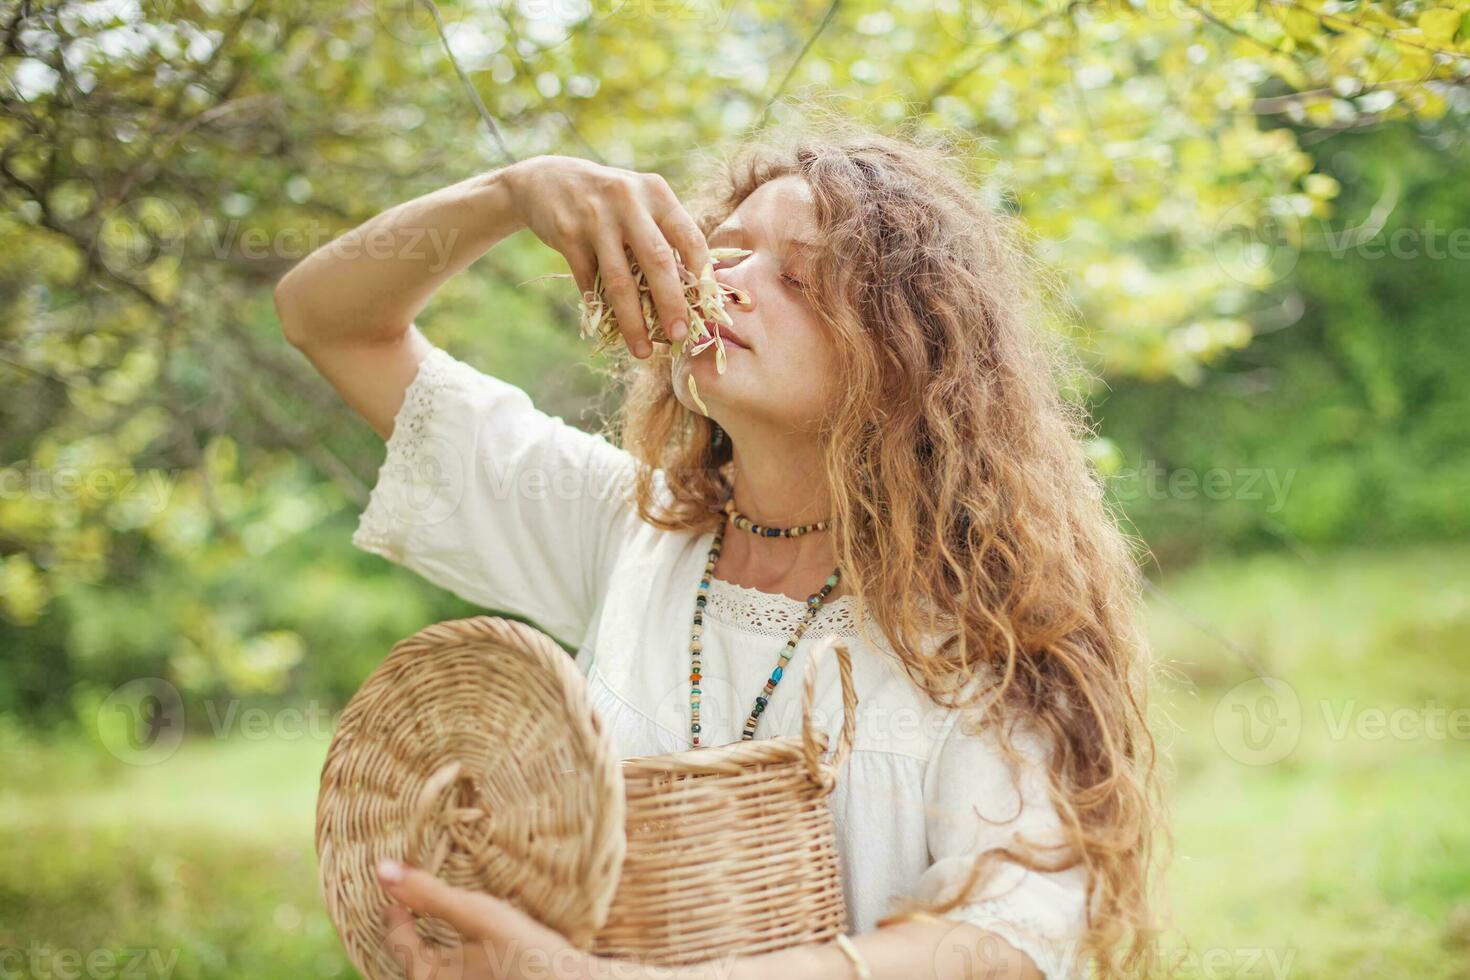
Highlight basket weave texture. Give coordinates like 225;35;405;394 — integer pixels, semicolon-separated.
316;615;857;977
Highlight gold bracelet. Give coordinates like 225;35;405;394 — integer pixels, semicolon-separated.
833;933;872;980
904;911;954;927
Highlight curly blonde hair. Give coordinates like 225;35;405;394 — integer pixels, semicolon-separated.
603;109;1167;977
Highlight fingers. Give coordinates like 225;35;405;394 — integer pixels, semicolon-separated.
376;859;580;978
644;176;709;344
550;169;703;357
563;243;598;302
592;235;651;358
657;206;711;290
378;859;508;943
625;209;689;345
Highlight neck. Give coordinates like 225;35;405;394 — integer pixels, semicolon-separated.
727;436;830;527
713;428;844;601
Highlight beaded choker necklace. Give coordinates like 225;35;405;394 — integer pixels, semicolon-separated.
721;497;830;538
689;500;839;747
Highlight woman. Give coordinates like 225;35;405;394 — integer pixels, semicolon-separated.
275;120;1164;980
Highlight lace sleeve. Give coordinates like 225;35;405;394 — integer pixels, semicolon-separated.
912;714;1090;980
352;345;639;649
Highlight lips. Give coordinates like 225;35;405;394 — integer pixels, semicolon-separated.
705;319;749;350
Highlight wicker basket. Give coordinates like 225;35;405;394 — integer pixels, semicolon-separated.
316;615;857;978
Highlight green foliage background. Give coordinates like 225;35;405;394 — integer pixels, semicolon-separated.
2;0;1467;718
1098;122;1470;566
2;0;1469;977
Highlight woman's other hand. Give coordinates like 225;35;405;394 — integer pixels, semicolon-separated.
376;857;602;980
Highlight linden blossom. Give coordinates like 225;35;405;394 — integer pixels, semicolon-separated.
540;246;753;416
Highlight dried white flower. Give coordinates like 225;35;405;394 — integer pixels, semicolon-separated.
547;246;751;417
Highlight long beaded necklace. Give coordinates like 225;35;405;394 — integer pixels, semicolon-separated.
689;497;840;747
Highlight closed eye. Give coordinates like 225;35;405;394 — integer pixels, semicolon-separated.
780;272;807;290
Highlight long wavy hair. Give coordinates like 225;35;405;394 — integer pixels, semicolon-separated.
602;110;1167;977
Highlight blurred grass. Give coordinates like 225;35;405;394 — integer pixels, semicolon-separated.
1149;543;1470;980
0;733;344;979
3;544;1468;979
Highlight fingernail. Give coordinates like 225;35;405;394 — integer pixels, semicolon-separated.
377;858;404;884
671;320;687;341
636;340;652;358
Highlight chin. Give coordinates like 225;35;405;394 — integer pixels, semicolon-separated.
673;352;755;416
690;351;731;376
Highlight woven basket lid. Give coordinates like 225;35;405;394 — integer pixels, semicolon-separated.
315;616;626;980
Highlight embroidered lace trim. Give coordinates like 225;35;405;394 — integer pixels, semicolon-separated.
944;895;1079;980
351;346;464;559
703;576;864;639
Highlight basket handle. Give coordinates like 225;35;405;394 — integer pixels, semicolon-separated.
406;760;481;874
799;635;857;794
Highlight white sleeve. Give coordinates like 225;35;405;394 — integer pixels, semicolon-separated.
914;715;1090;980
351;345;640;649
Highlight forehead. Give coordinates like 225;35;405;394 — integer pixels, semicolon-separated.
719;175;814;241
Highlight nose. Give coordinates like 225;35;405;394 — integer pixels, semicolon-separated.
720;280;753;311
712;264;754;312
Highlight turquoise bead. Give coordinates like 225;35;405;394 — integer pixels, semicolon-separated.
689;532;841;748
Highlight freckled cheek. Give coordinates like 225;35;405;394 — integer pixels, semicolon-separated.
767;323;837;392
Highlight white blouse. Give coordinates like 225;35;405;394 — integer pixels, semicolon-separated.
352;344;1090;979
